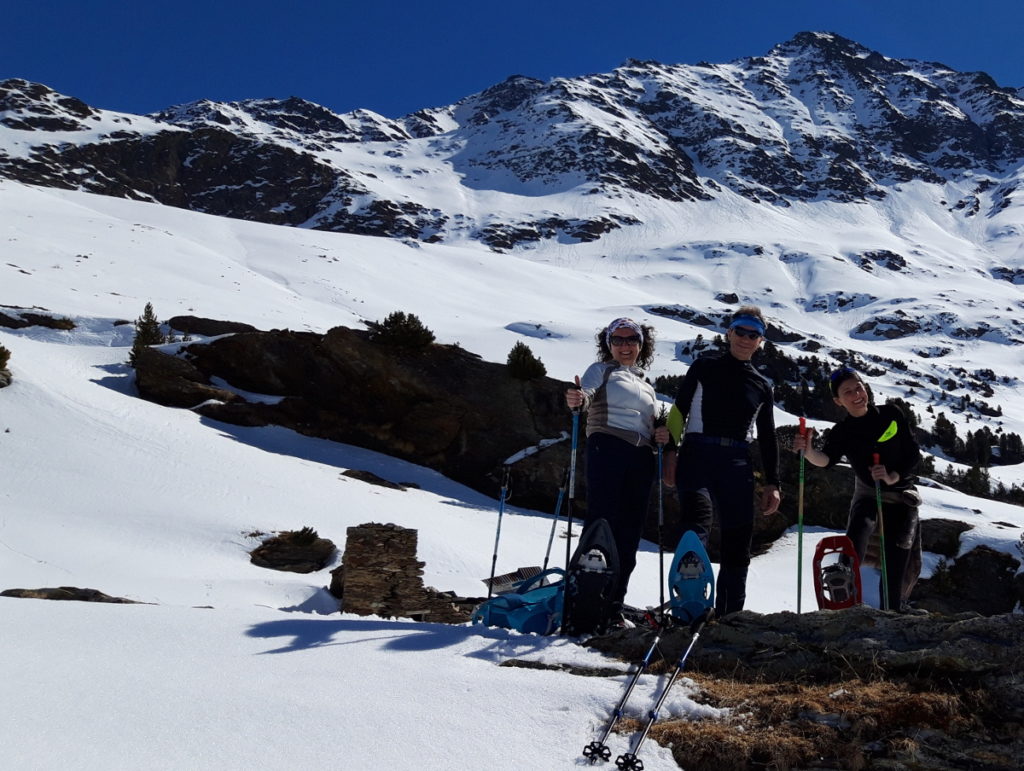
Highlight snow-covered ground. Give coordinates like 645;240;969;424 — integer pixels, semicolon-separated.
1;180;1021;769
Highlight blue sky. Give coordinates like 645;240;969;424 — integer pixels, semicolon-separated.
4;0;1023;118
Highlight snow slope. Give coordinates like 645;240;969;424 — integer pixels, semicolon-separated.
1;180;1022;769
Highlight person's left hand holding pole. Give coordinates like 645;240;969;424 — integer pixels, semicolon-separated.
565;375;584;410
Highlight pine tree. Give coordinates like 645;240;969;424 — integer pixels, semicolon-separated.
365;311;435;349
0;344;10;370
506;341;546;380
129;302;165;366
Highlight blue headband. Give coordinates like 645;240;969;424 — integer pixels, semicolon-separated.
729;314;766;336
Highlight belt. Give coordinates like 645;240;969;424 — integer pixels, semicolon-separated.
685;434;749;449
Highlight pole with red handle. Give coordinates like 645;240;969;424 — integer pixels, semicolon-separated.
872;452;891;610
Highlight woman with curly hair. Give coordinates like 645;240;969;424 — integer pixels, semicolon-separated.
565;317;668;619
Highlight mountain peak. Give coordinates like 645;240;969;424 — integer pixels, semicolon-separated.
771;30;873;58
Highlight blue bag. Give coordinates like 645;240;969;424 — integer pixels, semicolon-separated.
471;568;564;635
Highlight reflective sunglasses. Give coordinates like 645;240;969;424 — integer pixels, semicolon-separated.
731;327;762;340
609;334;641;346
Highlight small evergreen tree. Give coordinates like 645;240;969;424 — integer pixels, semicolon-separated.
0;344;10;370
365;311;435;349
129;302;166;366
506;341;546;380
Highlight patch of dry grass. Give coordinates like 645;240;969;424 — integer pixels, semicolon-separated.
616;675;974;770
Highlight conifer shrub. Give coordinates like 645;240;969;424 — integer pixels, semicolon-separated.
0;344;10;370
129;302;167;366
284;526;320;546
506;340;546;380
365;311;435;349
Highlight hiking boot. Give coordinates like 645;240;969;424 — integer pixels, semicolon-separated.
900;602;929;616
607;613;636;630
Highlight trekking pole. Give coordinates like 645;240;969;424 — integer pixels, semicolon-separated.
566;405;580;571
583;621;664;764
615;609;714;771
562;406;581;631
543;463;569;571
657;443;666;620
872;452;891;610
797;417;806;614
486;464;512;600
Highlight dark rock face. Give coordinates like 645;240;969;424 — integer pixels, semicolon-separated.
913;544;1023;616
132;347;241;409
166;316;258;337
921;517;974;557
134;326;573;509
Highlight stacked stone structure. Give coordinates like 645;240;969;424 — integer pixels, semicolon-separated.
331;523;470;624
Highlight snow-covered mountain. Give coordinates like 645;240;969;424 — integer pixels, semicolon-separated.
3;31;1024;242
2;31;1023;463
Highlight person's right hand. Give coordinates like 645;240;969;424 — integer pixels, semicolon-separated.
791;426;814;453
565;375;583;410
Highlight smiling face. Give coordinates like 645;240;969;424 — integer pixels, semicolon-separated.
727;326;763;361
608;332;641;366
833;374;870;416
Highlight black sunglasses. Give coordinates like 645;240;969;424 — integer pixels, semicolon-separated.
731;327;761;340
609;334;641;346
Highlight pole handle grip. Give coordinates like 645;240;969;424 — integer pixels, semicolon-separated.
872;452;880;465
799;416;806;436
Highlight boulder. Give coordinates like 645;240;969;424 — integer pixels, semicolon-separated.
249;528;336;573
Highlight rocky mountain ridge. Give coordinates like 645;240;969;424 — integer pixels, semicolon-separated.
2;31;1023;247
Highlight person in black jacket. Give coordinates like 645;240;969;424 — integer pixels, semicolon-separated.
793;366;922;610
664;306;781;617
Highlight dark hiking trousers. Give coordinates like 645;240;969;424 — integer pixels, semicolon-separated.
676;439;755;617
584;432;656;605
849;478;921;610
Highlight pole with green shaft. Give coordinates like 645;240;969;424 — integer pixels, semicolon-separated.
872;452;891;610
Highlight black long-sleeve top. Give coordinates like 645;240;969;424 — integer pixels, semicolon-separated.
673;352;780;486
821;403;920;490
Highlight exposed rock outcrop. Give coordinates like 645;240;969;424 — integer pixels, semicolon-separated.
581;606;1024;770
136;325;570;510
249;528;336;574
1;586;140;603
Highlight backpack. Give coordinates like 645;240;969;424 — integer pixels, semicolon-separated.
471;568;564;635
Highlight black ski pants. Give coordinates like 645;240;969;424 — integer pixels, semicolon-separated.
584;432;655;605
676;439;755;617
849;478;920;610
